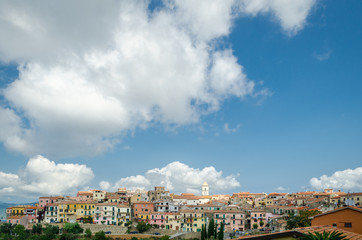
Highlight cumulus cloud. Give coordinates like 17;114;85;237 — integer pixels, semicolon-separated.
0;0;316;157
238;0;317;36
0;155;94;199
275;186;286;191
309;167;362;191
100;161;240;194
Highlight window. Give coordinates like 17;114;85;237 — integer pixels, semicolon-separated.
344;222;352;228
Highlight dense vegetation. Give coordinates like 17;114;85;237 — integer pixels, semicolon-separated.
0;223;110;240
286;210;322;230
201;219;224;240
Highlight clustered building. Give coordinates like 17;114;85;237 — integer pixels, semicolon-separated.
5;184;362;235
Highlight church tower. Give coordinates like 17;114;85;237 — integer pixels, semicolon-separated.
202;182;209;196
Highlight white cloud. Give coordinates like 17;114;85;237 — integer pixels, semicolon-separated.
275;186;286;191
314;49;332;61
0;155;94;199
309;167;362;191
224;123;241;133
238;0;317;36
0;1;316;157
100;161;240;194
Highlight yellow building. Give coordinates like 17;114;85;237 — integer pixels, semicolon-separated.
164;213;181;231
58;201;77;223
256;198;274;207
11;205;28;216
138;213;151;222
180;210;207;232
76;202;95;222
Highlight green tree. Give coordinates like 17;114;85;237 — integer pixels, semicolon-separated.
43;224;59;239
63;223;83;234
286;210;322;230
85;229;92;239
59;233;76;240
201;225;205;240
0;223;14;235
0;223;13;235
218;222;224;240
32;224;42;235
259;221;264;228
131;237;138;240
0;233;13;240
14;225;28;240
208;219;215;238
94;231;110;240
136;222;151;233
299;230;347;240
252;223;258;230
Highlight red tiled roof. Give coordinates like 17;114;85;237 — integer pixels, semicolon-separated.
181;193;195;196
77;191;92;195
96;202;118;206
311;206;362;219
25;206;40;209
7;216;26;219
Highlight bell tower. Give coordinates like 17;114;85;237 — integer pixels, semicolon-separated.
202;182;209;196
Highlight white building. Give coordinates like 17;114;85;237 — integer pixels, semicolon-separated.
202;182;209;196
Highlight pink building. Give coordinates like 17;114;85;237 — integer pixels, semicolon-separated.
6;207;12;218
148;212;167;227
141;212;180;230
7;215;28;226
24;206;40;224
38;196;63;207
76;191;93;202
250;210;269;229
94;202;118;225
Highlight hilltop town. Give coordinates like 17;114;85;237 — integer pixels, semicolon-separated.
4;183;362;239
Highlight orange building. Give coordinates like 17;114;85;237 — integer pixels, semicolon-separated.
311;206;362;234
133;202;154;217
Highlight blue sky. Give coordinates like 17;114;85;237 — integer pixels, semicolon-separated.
0;0;361;202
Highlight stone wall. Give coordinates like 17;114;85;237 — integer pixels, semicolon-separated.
80;224;127;235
